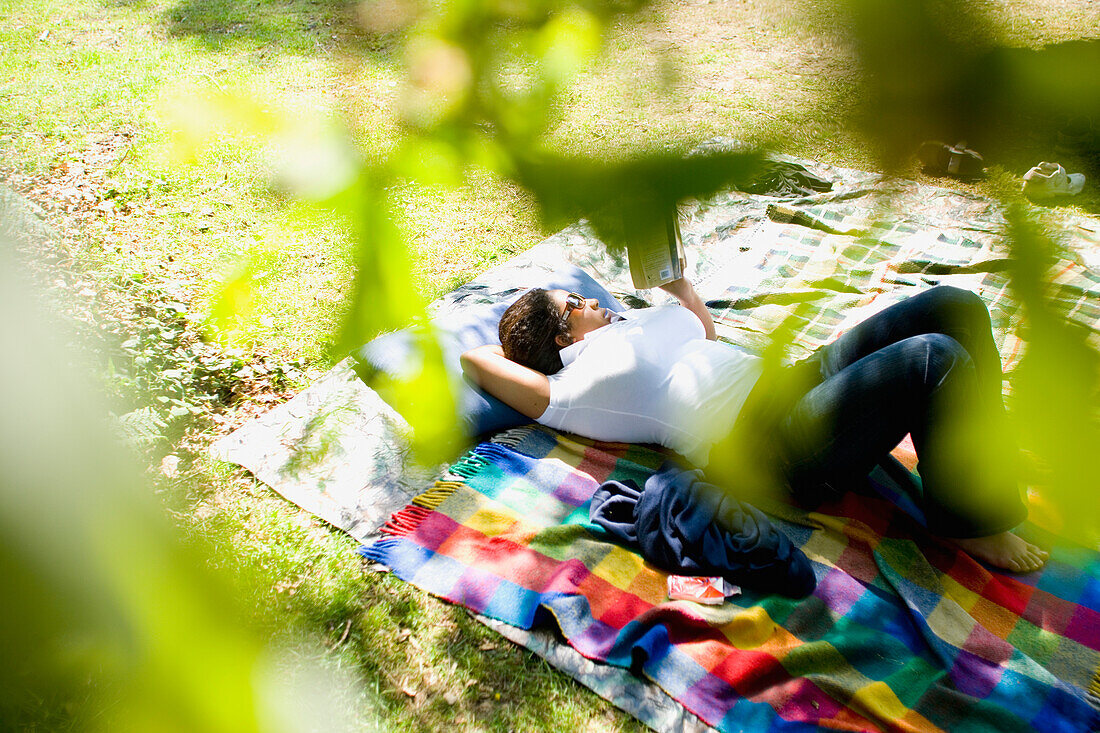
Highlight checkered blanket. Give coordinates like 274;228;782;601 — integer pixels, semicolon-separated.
363;426;1099;732
702;201;1100;374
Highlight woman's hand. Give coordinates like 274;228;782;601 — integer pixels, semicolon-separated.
459;345;551;419
658;278;716;340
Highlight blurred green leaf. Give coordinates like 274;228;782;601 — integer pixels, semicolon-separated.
534;7;602;84
1004;207;1100;545
707;306;809;509
0;248;364;731
842;0;1100;173
512;148;765;251
206;261;256;347
367;329;465;465
392;136;466;187
333;179;464;465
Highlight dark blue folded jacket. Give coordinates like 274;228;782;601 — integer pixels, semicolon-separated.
589;462;816;598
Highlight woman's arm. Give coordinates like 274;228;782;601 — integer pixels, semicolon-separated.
659;278;716;340
459;345;551;419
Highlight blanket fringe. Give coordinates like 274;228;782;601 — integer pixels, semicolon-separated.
449;450;492;478
471;442;513;463
376;442;499;539
447;443;514;478
491;425;538;448
381;505;434;536
1088;666;1100;715
412;480;464;510
358;537;400;562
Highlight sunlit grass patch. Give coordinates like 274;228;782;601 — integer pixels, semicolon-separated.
1;0;358;358
546;0;867;168
394;171;544;300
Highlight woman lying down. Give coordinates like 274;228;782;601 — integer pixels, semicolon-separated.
460;278;1048;575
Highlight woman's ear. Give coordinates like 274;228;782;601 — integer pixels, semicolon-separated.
554;333;574;348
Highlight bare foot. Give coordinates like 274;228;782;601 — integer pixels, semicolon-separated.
951;532;1050;573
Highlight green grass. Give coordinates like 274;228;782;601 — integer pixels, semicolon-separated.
3;0;1099;728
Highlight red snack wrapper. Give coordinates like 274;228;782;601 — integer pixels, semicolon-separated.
667;575;741;605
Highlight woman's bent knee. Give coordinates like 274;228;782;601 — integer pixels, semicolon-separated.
912;333;973;387
928;286;990;325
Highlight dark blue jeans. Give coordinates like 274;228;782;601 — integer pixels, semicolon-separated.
774;286;1027;538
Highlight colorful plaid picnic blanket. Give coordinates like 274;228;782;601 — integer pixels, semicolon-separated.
363;425;1099;732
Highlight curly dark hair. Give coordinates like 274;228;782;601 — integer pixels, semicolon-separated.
499;288;570;375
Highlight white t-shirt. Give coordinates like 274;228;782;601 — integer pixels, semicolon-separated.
537;305;763;466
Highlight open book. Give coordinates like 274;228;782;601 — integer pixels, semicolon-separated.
625;212;685;289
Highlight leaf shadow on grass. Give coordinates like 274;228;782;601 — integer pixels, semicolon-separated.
160;0;400;61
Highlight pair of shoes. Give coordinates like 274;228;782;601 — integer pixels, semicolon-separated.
1022;162;1086;200
917;141;985;178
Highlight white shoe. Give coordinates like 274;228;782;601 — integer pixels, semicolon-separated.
1022;161;1086;200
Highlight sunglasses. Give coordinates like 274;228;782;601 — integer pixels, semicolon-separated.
561;292;586;320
